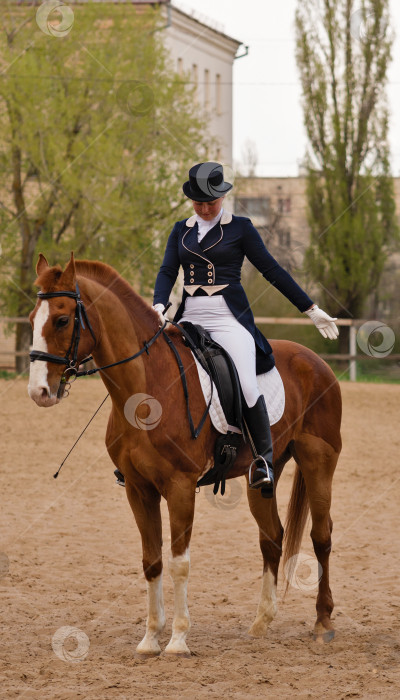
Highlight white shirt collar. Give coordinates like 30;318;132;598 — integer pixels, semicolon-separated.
196;208;224;242
186;210;232;227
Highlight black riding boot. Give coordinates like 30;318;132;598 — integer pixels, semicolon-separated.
243;394;274;498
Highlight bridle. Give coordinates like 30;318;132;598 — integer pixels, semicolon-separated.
29;284;97;378
29;283;167;382
29;285;211;439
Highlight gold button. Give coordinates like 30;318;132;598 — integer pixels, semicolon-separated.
208;271;212;276
207;279;213;284
207;263;212;269
190;270;194;275
190;279;194;284
190;264;194;269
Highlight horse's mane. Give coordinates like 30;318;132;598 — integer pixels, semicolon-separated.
37;259;159;329
78;260;160;328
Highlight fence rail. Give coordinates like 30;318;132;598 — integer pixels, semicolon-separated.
0;316;398;381
254;317;397;382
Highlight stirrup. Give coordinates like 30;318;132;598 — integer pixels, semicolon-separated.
248;455;272;489
114;468;125;487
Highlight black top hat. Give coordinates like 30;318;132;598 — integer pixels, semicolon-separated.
182;162;233;202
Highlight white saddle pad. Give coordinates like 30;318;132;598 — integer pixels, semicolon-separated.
194;356;285;434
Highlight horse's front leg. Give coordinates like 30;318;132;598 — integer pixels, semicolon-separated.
165;480;196;656
125;480;165;655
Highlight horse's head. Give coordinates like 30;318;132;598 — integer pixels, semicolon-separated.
28;252;96;407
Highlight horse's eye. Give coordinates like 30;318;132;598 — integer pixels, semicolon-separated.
56;316;70;329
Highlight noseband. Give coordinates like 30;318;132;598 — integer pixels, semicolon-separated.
29;283;97;374
29;284;167;380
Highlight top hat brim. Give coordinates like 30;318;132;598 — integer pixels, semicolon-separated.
182;180;233;202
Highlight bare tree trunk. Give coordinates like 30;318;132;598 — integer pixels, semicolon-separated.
15;321;32;374
11;136;36;374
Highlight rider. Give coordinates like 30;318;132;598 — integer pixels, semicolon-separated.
153;162;338;497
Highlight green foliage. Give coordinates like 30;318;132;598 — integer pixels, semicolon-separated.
0;2;209;321
295;0;399;319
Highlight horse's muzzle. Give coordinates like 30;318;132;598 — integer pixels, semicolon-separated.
28;383;60;407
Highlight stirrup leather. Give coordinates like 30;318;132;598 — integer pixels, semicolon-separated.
248;455;272;488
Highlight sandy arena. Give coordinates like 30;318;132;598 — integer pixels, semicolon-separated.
1;378;399;699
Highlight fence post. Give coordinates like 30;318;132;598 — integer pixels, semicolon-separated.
349;324;357;381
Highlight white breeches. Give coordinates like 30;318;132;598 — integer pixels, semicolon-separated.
180;295;260;407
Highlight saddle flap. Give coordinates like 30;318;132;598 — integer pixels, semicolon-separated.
179;321;243;430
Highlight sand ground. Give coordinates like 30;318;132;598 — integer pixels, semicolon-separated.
1;378;399;699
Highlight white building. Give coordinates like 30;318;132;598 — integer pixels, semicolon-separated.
163;2;243;166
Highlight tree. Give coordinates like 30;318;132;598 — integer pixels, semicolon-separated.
295;0;399;349
0;2;208;371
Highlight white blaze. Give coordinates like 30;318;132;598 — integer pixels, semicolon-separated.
28;300;50;398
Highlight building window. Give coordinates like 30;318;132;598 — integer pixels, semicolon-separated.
177;57;183;76
216;73;221;115
204;68;210;108
192;63;198;86
234;197;270;219
278;230;291;247
277;197;291;214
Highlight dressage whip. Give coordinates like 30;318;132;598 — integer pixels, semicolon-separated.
53;394;109;479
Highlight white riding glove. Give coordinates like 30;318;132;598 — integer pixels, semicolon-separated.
152;303;168;327
305;304;339;340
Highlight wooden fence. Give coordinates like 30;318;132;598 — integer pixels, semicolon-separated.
254;317;399;381
0;316;399;381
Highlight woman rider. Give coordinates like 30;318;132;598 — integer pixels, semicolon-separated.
153;162;338;497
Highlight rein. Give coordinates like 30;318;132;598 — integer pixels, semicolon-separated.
30;288;213;443
29;285;167;380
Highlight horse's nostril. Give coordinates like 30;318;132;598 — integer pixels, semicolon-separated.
40;387;49;399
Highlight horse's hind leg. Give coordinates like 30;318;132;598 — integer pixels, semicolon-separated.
246;484;284;637
164;479;196;656
125;480;165;655
294;435;339;643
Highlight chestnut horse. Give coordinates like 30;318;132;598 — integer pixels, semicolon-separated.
28;253;342;655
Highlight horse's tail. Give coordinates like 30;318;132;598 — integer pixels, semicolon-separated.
282;463;309;594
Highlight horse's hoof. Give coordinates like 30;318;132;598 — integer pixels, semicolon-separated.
164;638;191;656
163;650;192;659
135;638;162;657
248;620;270;638
134;650;161;660
313;627;335;644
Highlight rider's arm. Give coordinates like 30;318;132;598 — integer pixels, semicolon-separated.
153;224;181;307
241;219;313;312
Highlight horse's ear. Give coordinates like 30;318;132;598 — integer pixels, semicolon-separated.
36;253;49;275
61;252;76;288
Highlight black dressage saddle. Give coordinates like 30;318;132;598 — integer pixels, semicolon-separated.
178;321;245;495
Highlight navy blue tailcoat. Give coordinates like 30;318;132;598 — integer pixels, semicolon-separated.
153;212;313;373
